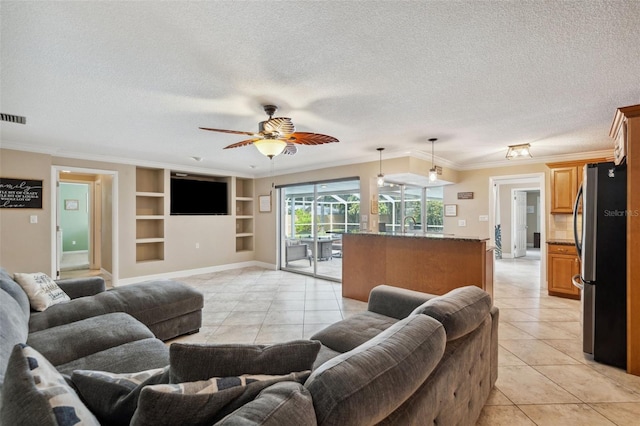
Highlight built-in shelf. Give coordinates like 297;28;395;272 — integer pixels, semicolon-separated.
135;191;164;197
135;167;165;262
235;178;254;252
136;238;165;244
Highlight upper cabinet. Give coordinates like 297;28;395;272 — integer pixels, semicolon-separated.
547;158;607;214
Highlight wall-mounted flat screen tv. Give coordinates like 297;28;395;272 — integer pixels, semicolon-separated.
170;176;228;215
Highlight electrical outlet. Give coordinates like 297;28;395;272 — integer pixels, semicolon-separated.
29;215;38;224
195;243;200;249
479;215;489;222
458;220;466;227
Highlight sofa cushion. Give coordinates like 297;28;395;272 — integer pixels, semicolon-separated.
215;382;317;426
410;285;492;341
71;366;170;425
0;344;99;426
131;371;310;426
56;338;169;376
27;312;155;367
304;314;446;426
0;290;30;390
170;340;321;383
0;268;30;318
13;272;70;312
28;279;203;338
310;310;398;353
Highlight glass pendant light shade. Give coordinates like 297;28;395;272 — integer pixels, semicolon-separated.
254;139;287;158
428;138;438;182
376;148;385;187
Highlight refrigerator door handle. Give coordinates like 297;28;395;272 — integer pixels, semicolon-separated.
572;273;584;290
573;183;583;258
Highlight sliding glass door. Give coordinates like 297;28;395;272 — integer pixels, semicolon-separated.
279;179;360;281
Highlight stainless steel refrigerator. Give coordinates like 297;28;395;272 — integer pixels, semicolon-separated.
573;162;627;369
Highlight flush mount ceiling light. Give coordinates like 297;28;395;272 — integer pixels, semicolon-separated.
506;143;532;160
428;138;438;182
377;147;385;187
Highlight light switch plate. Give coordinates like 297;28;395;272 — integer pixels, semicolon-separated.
458;219;466;227
30;215;38;224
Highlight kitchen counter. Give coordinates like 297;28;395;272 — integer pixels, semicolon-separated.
350;231;489;242
342;232;494;302
546;240;576;246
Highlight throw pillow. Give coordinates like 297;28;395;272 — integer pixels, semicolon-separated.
130;370;311;426
215;382;317;426
13;272;70;311
0;344;99;426
71;366;170;425
169;340;321;383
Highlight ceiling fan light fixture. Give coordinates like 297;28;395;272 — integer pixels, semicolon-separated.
506;143;532;159
254;139;287;159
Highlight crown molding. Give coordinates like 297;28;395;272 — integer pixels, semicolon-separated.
0;140;255;178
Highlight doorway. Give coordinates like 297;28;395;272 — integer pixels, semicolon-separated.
59;182;91;273
489;173;545;288
51;166;118;284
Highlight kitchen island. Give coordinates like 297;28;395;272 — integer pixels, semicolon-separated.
342;232;493;302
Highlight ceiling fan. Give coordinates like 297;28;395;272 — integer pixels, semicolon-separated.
199;105;339;159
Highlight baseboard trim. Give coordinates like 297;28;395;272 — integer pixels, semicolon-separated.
115;261;276;286
501;252;515;259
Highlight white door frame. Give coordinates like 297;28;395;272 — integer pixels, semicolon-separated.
488;172;546;288
512;188;536;258
50;166;119;285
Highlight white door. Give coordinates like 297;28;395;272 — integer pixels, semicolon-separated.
514;191;527;258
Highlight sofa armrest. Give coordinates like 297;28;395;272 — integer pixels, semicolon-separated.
367;285;437;320
55;277;106;299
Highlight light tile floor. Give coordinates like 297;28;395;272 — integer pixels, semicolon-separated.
163;256;640;425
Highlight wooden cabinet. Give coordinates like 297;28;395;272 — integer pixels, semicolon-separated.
549;166;578;213
547;243;580;299
548;158;607;214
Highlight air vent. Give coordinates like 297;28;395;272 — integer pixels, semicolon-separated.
1;113;26;124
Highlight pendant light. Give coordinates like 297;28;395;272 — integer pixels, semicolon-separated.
376;148;385;187
429;138;438;182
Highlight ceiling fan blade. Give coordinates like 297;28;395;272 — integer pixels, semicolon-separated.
286;132;339;145
199;127;258;137
223;138;262;149
262;117;295;135
282;143;298;155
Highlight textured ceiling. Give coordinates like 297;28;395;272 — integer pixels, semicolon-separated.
1;1;639;177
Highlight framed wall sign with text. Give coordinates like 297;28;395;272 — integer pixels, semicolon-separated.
259;195;271;213
444;204;458;217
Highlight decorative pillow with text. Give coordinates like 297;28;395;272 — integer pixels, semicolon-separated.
13;272;70;311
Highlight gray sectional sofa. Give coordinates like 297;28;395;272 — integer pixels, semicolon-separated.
1;265;497;425
220;284;499;425
0;267;203;410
